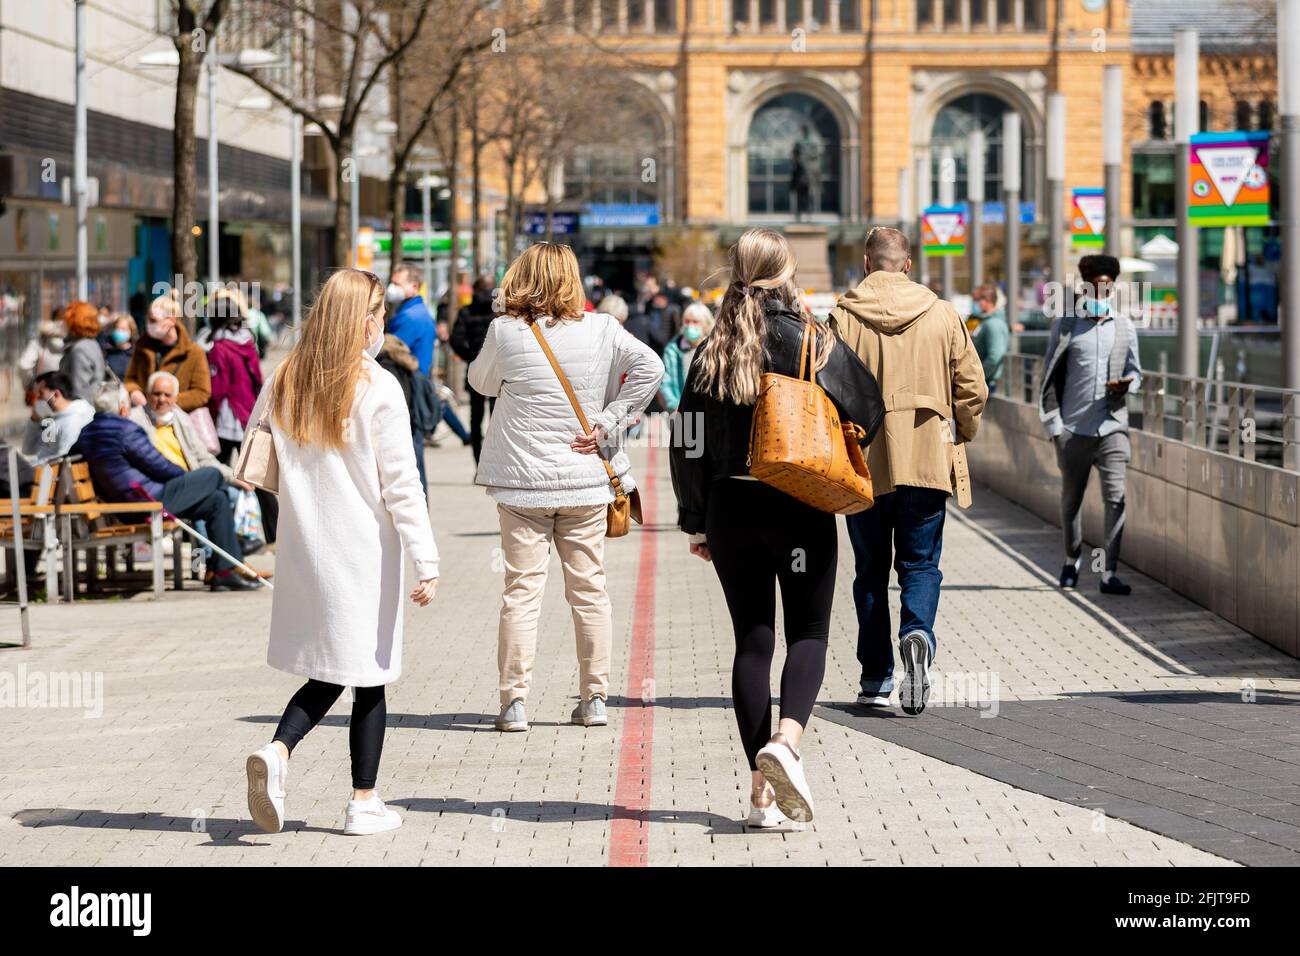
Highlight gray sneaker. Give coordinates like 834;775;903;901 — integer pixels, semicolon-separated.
571;695;608;727
495;699;528;732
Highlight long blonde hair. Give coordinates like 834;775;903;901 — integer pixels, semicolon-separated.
693;228;829;405
270;269;383;448
499;242;585;324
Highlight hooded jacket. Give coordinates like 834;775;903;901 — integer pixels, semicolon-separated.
830;270;987;497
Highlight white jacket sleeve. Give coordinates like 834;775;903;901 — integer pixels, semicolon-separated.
371;374;440;579
467;319;503;397
590;321;665;439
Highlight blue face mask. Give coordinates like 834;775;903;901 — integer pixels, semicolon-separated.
111;328;131;346
683;325;703;343
1081;296;1112;318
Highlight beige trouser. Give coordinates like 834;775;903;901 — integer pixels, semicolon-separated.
496;503;612;707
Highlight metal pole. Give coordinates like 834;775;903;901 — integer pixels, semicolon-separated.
207;39;220;291
291;110;302;332
915;153;931;287
421;172;433;302
74;0;88;302
1102;65;1124;258
939;144;955;298
1046;93;1066;293
350;140;360;268
968;129;985;292
1175;27;1200;377
1280;0;1300;389
1003;111;1022;331
898;164;914;280
7;448;31;646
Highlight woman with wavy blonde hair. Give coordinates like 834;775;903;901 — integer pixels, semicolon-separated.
469;242;663;734
243;268;440;838
670;227;883;829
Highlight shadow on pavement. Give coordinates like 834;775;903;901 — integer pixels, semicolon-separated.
9;808;334;845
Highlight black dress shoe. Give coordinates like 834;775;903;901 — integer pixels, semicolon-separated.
1100;575;1132;596
1059;562;1080;588
210;572;261;592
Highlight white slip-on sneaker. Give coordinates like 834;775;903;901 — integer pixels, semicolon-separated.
754;734;815;825
856;693;891;708
571;695;608;727
745;801;787;829
343;793;402;836
246;743;287;834
495;699;528;732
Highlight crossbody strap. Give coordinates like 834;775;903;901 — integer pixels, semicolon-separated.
529;321;624;496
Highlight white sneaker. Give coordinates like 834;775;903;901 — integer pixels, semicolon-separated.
343;793;402;836
745;801;786;829
856;693;891;708
755;736;815;824
246;743;287;834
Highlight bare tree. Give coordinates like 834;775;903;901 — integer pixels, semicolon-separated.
164;0;232;296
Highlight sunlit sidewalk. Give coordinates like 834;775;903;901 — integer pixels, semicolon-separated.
4;439;1296;865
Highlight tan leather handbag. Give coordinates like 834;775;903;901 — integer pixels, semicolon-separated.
530;322;642;537
746;322;874;515
233;399;279;494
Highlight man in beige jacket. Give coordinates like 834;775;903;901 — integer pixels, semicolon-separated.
830;227;987;715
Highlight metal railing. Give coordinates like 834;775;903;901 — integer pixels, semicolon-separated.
1000;352;1300;472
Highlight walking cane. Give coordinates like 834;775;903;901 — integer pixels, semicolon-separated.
128;482;273;590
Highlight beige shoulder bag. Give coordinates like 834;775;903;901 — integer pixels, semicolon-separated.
233;390;279;494
530;321;641;537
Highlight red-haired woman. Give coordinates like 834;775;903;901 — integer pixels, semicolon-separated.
58;301;106;404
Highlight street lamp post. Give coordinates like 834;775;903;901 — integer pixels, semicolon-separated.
1002;111;1022;331
1046;93;1066;294
1280;0;1300;390
421;172;434;301
291;111;302;331
1175;27;1200;377
939;144;955;298
1103;65;1124;259
74;0;88;301
207;38;220;290
916;153;931;287
967;129;985;292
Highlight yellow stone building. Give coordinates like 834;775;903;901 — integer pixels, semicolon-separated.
543;0;1277;302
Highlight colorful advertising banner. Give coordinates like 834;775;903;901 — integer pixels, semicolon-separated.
1071;188;1106;247
922;205;966;256
1189;131;1271;227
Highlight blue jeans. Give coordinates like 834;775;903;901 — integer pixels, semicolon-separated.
412;428;428;495
845;486;947;695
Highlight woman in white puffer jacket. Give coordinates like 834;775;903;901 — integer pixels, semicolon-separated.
469;243;663;733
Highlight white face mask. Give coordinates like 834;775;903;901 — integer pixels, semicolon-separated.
385;283;407;304
34;398;54;418
147;319;172;341
153;410;175;426
364;319;384;358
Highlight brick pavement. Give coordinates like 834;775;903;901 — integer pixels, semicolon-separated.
3;435;1281;865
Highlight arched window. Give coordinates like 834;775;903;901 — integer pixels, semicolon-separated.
563;94;667;211
1258;100;1275;131
931;93;1028;203
1149;101;1167;140
746;92;842;217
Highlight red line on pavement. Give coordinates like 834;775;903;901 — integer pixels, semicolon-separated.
609;443;657;867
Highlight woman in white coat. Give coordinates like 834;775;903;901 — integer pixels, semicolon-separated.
470;242;663;733
243;269;439;837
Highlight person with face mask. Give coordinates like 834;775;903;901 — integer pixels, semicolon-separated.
127;371;249;482
101;314;137;382
1039;254;1142;596
20;371;95;464
384;263;438;491
242;268;438;837
658;302;713;414
124;293;212;412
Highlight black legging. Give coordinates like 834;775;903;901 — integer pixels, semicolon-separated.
705;479;837;770
468;385;495;464
273;680;387;790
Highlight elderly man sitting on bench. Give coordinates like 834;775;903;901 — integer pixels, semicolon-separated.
71;383;259;592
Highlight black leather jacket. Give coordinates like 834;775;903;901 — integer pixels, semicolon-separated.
670;302;885;534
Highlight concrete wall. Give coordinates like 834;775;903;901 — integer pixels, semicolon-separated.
968;395;1300;659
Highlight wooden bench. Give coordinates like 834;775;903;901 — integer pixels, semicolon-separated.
53;461;187;602
2;462;65;597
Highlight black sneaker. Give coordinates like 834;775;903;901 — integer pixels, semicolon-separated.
1099;575;1132;596
898;631;933;716
1059;562;1080;588
210;572;261;592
